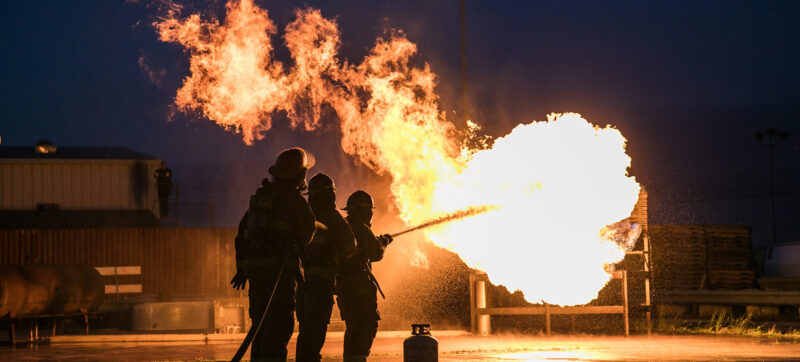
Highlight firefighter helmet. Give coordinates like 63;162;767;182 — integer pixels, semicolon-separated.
343;190;374;211
306;173;335;194
269;147;314;179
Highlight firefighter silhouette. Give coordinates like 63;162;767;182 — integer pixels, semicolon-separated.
231;147;316;361
295;173;356;362
153;161;173;218
337;190;393;362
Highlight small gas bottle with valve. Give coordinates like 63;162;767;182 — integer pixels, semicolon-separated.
403;323;438;362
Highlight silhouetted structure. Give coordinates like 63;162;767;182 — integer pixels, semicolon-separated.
0;141;162;228
754;128;791;244
154;161;173;218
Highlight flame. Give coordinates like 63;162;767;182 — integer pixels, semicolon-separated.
155;0;287;143
424;113;640;305
156;0;640;305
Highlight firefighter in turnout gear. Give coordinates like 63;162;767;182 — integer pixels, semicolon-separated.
231;147;316;361
337;190;393;362
295;174;356;362
153;161;173;217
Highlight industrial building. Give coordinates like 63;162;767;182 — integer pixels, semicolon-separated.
2;142;799;344
0;141;163;228
0;142;247;343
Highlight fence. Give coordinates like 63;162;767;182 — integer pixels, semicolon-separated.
470;270;631;336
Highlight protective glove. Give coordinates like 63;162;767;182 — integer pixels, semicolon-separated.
378;234;393;246
230;269;249;290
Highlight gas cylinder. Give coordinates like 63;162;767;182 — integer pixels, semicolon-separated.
0;265;104;318
403;323;438;362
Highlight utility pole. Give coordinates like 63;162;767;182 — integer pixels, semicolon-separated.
754;128;791;244
459;0;469;123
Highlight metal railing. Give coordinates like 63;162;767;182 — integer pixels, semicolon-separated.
469;270;630;336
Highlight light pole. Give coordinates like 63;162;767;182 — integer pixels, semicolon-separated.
459;0;469;123
754;128;791;244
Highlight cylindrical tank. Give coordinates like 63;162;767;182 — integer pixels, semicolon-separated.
404;323;438;362
0;265;105;318
764;242;800;277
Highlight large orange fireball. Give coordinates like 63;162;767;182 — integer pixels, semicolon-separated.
156;0;640;305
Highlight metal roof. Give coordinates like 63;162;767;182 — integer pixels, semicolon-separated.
0;146;157;160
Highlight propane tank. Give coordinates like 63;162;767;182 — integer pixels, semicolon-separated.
403;323;438;362
0;265;104;318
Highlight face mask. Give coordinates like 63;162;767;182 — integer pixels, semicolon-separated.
296;170;308;191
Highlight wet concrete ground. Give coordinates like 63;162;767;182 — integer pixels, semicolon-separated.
2;332;800;361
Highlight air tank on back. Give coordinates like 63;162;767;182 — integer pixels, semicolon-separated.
404;323;438;362
0;265;105;318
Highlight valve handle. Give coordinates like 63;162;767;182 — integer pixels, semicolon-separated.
411;323;431;336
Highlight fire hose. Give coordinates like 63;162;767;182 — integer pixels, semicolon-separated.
389;204;499;238
365;263;386;299
232;205;495;360
231;252;290;362
367;205;498;299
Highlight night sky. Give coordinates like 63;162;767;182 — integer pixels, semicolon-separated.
2;1;798;246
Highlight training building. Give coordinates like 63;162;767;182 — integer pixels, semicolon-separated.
0;141;245;338
0;141;163;228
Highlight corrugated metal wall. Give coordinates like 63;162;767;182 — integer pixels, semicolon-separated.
0;228;238;297
0;159;160;215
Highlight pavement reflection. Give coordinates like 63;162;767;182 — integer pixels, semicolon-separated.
2;333;800;361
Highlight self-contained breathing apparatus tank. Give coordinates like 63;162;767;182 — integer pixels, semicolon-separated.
403;323;438;362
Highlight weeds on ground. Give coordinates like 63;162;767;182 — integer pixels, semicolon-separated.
659;313;800;339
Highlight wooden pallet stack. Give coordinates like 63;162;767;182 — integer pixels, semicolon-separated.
704;225;755;289
650;225;706;290
629;187;648;232
650;225;755;291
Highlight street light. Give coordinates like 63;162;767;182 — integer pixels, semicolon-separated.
754;128;791;244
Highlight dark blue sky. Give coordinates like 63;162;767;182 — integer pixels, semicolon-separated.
2;1;799;245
